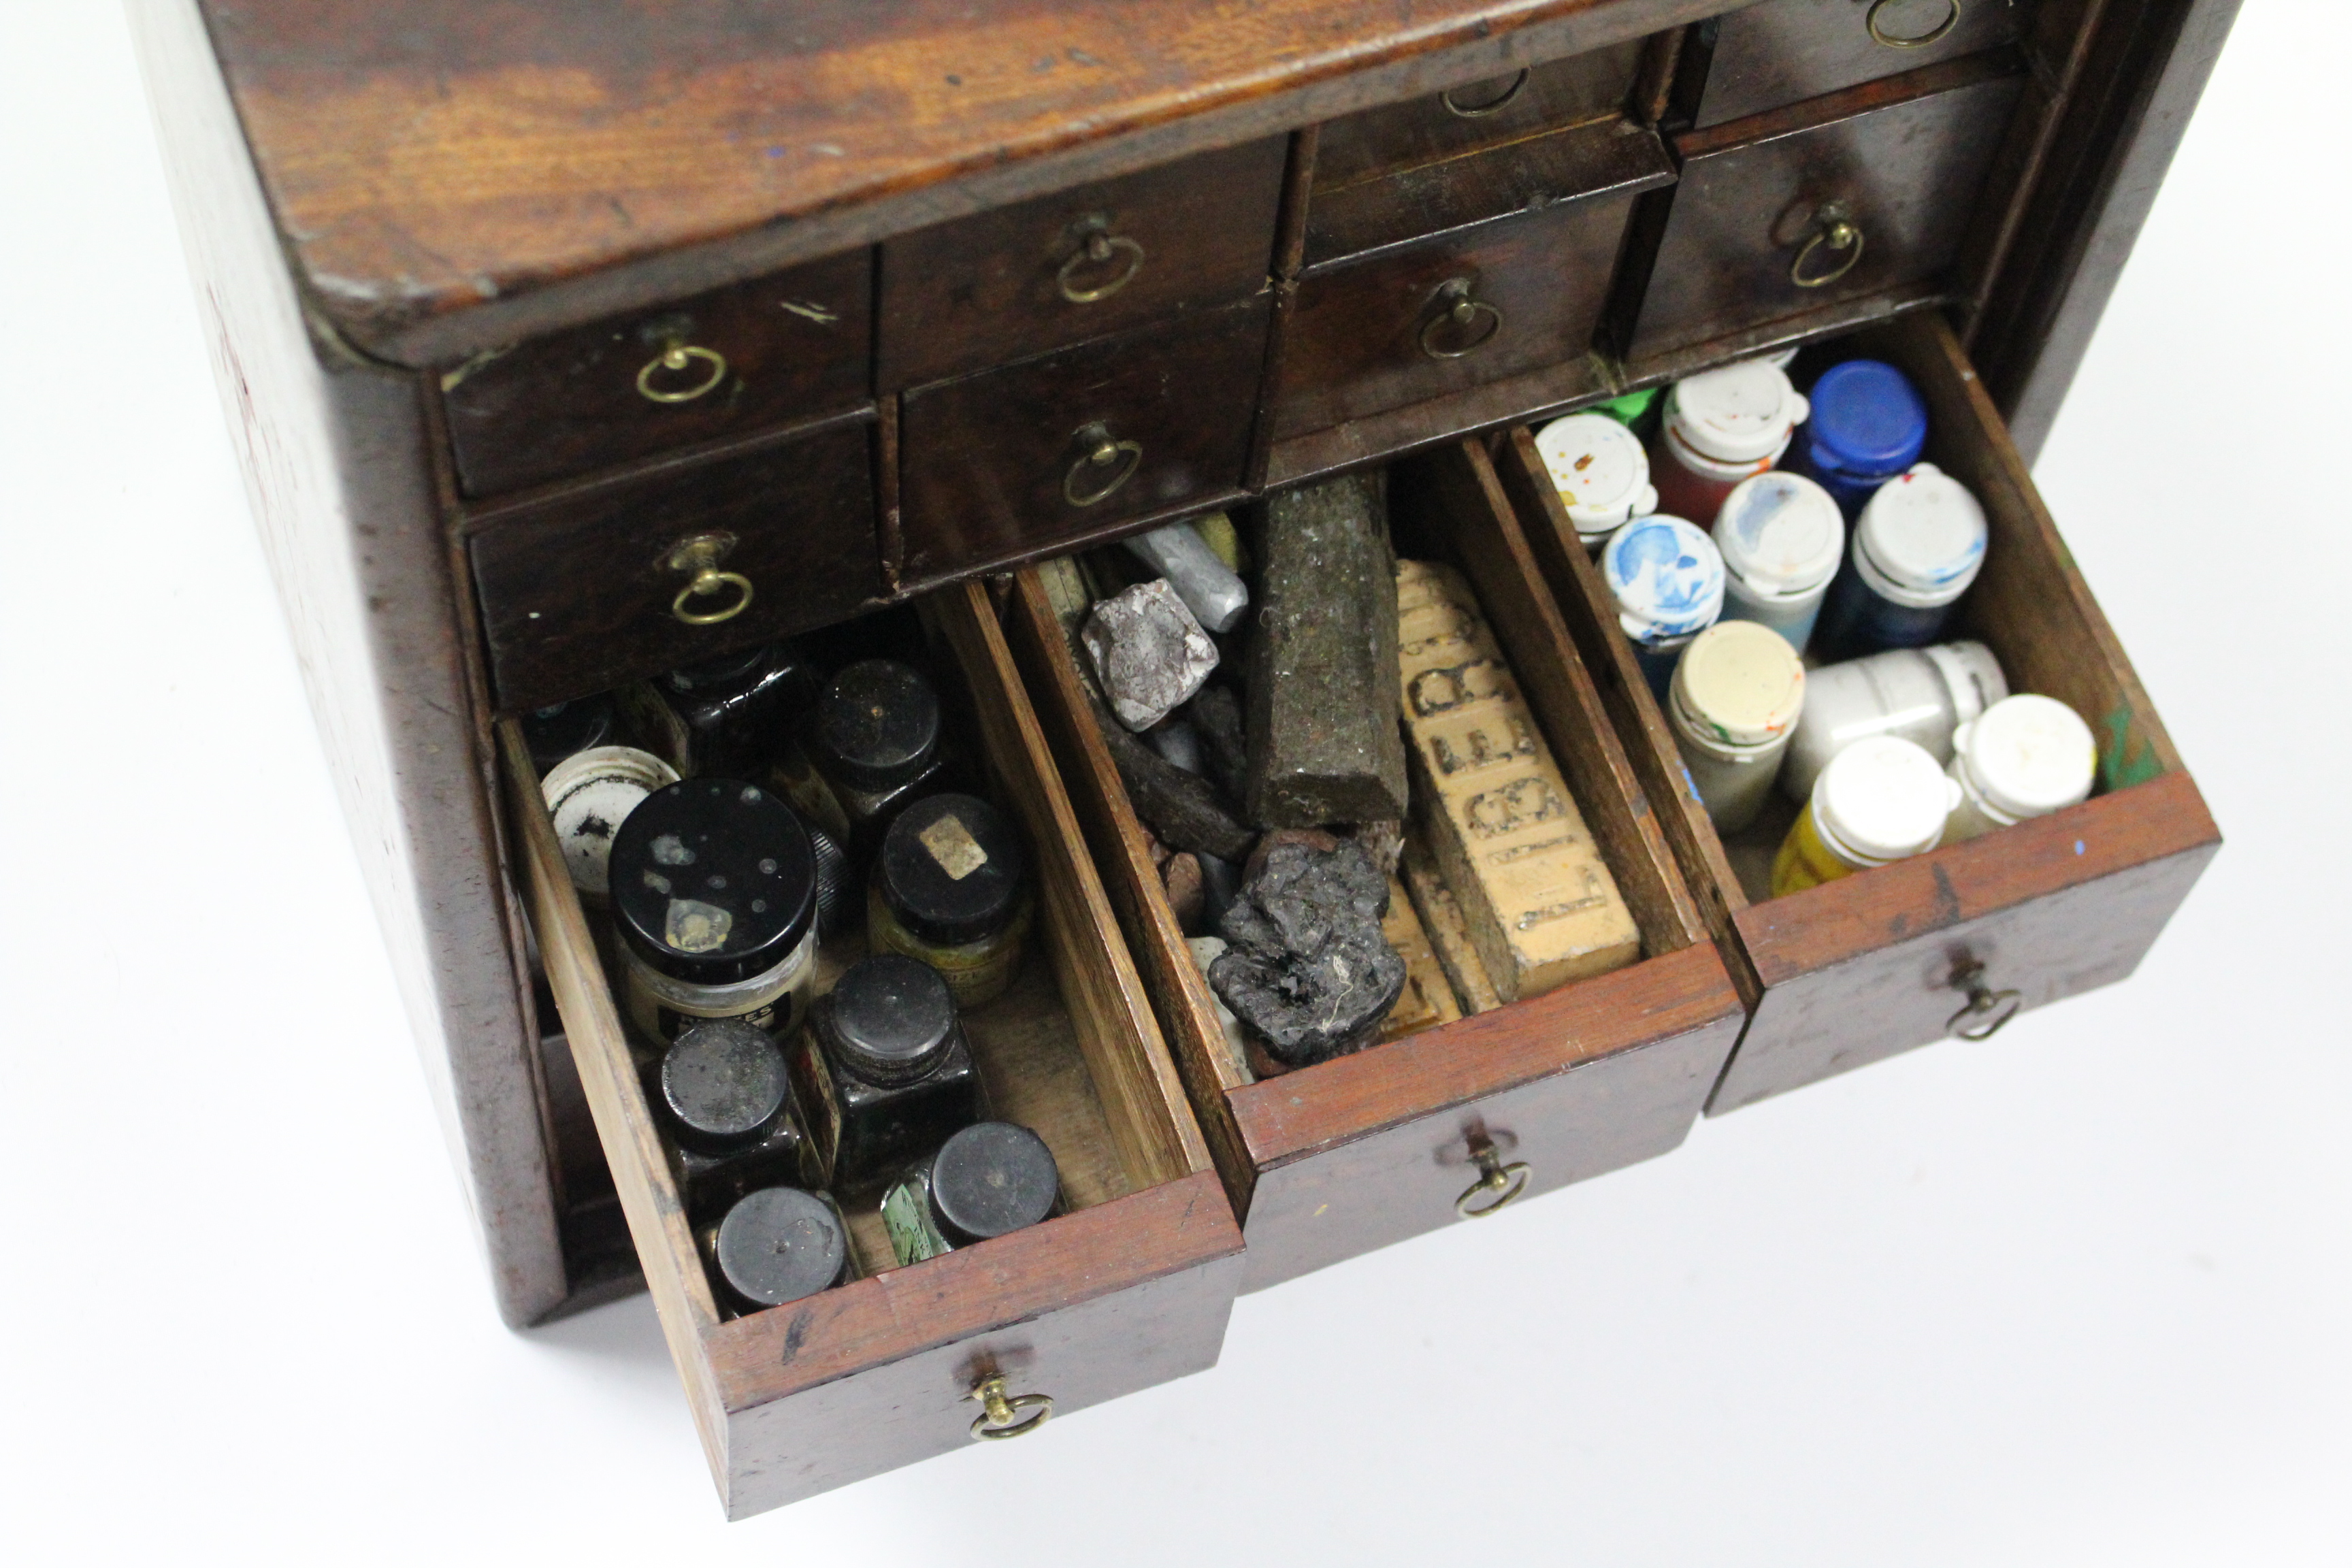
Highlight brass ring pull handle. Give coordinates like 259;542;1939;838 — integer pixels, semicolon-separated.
1868;0;1961;48
1057;217;1147;304
968;1375;1055;1441
1454;1141;1531;1220
666;533;754;626
1063;422;1143;507
1441;67;1531;118
1420;278;1505;359
635;342;729;404
1790;203;1865;289
1945;958;2023;1042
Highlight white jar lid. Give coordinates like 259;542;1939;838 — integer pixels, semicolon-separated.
544;745;682;898
1665;359;1812;464
1953;694;2096;821
1712;471;1845;595
1814;735;1957;863
1855;463;1988;603
1602;515;1726;642
1535;413;1657;538
1672;621;1806;747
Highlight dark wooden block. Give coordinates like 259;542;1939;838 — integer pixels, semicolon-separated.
1684;0;2040;129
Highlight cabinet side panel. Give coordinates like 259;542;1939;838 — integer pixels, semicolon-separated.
127;0;564;1325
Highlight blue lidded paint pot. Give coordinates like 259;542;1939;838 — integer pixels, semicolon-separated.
1813;463;1989;661
1787;359;1929;521
1601;514;1726;700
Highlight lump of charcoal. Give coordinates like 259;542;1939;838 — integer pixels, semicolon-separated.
1209;836;1405;1069
1183;683;1250;804
1089;694;1257;862
1082;578;1220;732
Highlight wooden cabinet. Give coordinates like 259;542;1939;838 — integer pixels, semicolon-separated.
1682;0;2040;129
1495;312;2217;1113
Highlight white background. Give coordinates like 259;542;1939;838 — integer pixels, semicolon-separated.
3;5;2343;1563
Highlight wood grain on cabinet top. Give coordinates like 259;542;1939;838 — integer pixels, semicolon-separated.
198;0;1722;363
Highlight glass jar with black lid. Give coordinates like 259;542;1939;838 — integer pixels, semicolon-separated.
609;778;819;1043
881;1120;1061;1267
868;793;1032;1009
655;1019;815;1213
705;1186;849;1313
520;692;617;774
620;640;819;780
793;953;980;1188
774;659;960;864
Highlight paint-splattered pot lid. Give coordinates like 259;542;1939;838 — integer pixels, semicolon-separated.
1712;471;1846;595
609;778;817;984
1665;359;1812;464
1601;515;1727;643
1954;694;2097;820
1534;412;1657;538
1854;463;1989;606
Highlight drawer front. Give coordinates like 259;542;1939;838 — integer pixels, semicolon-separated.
442;249;872;497
1690;0;2037;129
1277;191;1641;440
898;299;1269;586
877;137;1289;390
1627;66;2023;359
470;414;878;711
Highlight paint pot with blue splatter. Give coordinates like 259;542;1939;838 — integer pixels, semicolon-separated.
1712;470;1845;655
1812;463;1988;659
1944;693;2095;843
1601;514;1727;700
1786;359;1929;519
1535;412;1658;552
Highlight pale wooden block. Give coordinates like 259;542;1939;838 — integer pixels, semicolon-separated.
1377;871;1464;1042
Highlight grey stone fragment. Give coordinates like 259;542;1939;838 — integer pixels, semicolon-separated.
1088;695;1257;863
1247;472;1409;827
1196;851;1242;932
1209;836;1405;1070
1124;520;1250;633
1083;579;1219;732
1149;720;1205;776
1183;683;1250;803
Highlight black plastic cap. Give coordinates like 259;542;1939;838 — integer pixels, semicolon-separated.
663;644;768;693
815;659;940;791
521;695;616;771
928;1122;1060;1245
610;779;816;984
660;1020;791;1153
820;954;957;1088
876;794;1027;947
713;1188;845;1307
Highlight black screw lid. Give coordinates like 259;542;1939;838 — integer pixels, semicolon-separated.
664;644;769;693
713;1188;845;1307
659;1020;791;1154
928;1122;1060;1246
876;794;1028;947
521;695;616;771
610;779;817;985
814;659;940;792
819;954;958;1088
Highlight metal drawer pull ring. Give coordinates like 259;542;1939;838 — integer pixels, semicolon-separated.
1454;1141;1531;1220
1946;958;2023;1041
636;342;728;404
1064;423;1143;507
1420;278;1505;359
1058;216;1147;304
968;1375;1055;1441
667;534;754;626
1869;0;1961;48
1443;67;1530;118
1791;204;1865;289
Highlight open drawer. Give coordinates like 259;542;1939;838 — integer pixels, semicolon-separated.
1002;441;1746;1292
1493;312;2219;1114
497;580;1243;1518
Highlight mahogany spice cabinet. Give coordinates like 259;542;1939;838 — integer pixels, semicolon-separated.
133;0;2238;1518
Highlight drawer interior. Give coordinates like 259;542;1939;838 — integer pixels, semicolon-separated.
498;582;1239;1516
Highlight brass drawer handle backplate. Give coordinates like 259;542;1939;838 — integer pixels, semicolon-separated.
968;1374;1055;1441
666;532;754;625
1869;0;1961;49
1454;1137;1531;1220
1791;202;1866;289
636;342;729;404
1442;67;1531;118
1058;215;1148;304
1064;422;1143;507
1420;278;1505;359
1945;958;2023;1041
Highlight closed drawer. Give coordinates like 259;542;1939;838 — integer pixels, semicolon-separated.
1277;127;1669;442
1004;442;1746;1292
470;412;879;713
498;581;1243;1517
1625;57;2023;360
1683;0;2038;129
898;299;1269;587
1494;312;2217;1115
877;137;1289;391
441;249;872;498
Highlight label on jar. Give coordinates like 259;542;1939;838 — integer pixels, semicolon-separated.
917;811;990;880
790;1032;844;1177
881;1175;951;1267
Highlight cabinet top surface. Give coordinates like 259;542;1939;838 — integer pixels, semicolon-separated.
199;0;1682;361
